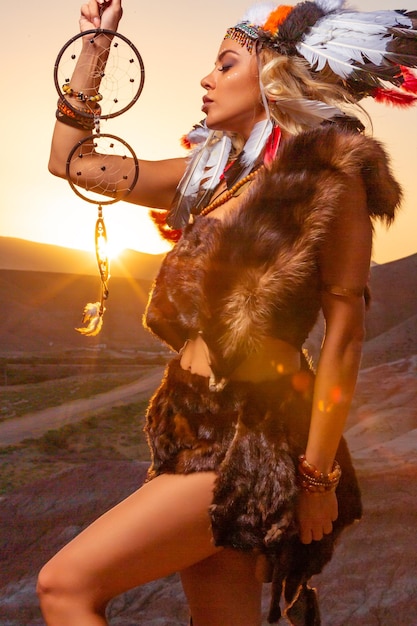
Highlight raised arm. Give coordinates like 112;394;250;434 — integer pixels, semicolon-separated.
298;173;372;544
49;0;187;209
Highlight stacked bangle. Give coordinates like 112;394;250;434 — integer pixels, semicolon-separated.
62;83;103;104
56;97;101;131
297;454;341;493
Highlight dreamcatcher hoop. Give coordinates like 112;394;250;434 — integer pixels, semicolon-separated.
54;29;145;336
65;133;139;205
54;29;145;120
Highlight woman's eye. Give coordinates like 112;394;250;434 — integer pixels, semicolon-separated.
218;64;232;73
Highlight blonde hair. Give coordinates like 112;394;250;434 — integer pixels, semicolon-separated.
259;49;369;135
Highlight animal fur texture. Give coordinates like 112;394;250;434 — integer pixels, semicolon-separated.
144;125;401;377
145;357;362;624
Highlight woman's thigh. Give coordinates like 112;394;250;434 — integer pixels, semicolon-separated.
181;549;263;626
39;472;222;603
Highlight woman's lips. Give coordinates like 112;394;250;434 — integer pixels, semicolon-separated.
202;97;213;112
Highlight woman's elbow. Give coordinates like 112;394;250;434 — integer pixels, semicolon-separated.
48;153;67;179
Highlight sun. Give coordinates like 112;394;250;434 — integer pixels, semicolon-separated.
101;209;171;259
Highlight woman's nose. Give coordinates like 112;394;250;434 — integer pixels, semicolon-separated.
201;70;215;90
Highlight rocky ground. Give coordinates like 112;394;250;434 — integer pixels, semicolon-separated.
1;355;416;625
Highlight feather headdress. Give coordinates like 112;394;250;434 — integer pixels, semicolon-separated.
228;0;417;104
163;0;417;233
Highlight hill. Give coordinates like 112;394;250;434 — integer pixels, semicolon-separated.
0;269;159;354
0;236;164;280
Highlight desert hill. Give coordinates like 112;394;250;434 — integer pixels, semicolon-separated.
0;269;159;353
0;236;164;280
0;237;168;354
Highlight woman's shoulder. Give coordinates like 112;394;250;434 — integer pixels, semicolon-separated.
277;124;386;170
269;124;402;223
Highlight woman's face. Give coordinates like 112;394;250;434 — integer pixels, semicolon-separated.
200;39;267;140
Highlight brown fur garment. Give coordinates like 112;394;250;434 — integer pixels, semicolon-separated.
145;358;362;624
144;126;401;377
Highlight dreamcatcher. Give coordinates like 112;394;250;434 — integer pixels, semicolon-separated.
54;28;145;335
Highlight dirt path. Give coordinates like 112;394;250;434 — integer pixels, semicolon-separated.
0;367;164;447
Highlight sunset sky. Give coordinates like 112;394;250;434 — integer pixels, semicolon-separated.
1;0;416;263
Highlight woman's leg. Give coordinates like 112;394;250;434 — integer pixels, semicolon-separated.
181;549;263;626
37;472;222;625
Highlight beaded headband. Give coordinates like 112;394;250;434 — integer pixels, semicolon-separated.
224;5;295;54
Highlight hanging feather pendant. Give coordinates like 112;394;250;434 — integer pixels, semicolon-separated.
75;205;110;337
75;302;105;336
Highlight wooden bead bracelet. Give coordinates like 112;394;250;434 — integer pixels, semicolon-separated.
297;454;341;493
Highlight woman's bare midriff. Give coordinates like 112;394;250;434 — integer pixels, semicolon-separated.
180;335;301;383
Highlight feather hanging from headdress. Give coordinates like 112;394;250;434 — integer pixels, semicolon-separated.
167;128;232;229
400;65;417;93
273;98;344;126
373;87;417;107
167;120;275;229
240;119;273;168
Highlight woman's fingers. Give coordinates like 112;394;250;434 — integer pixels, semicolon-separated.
297;491;338;544
80;0;123;31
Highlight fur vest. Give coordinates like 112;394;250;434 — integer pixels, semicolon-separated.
145;126;401;375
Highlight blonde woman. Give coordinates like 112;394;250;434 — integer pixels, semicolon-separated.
38;1;416;624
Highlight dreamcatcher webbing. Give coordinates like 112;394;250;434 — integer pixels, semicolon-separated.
54;28;144;335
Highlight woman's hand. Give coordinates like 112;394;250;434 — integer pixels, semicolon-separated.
80;0;123;32
297;490;338;544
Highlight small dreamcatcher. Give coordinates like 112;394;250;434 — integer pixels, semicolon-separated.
54;28;145;335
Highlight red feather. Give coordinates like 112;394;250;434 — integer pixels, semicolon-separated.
400;66;417;94
372;87;417;107
180;135;192;150
149;210;182;244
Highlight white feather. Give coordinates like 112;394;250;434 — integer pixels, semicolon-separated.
241;119;272;168
298;41;357;77
298;10;414;78
168;131;232;227
315;0;345;13
194;134;232;209
241;3;276;26
319;11;413;33
276;98;343;126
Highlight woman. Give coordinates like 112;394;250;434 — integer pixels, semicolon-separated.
38;0;417;624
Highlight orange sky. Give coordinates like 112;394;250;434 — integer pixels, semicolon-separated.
1;0;416;263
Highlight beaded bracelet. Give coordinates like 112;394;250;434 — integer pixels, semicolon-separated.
55;108;93;130
62;83;103;104
56;97;101;131
297;454;342;494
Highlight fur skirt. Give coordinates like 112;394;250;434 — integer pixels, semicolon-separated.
144;357;362;624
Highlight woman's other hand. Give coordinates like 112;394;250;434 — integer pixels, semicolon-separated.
80;0;123;32
297;490;338;544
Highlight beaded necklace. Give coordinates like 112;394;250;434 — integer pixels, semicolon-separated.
199;166;264;217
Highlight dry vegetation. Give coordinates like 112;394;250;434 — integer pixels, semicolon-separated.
0;353;163;494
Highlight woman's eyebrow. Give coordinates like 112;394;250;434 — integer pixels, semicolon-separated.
215;49;240;63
